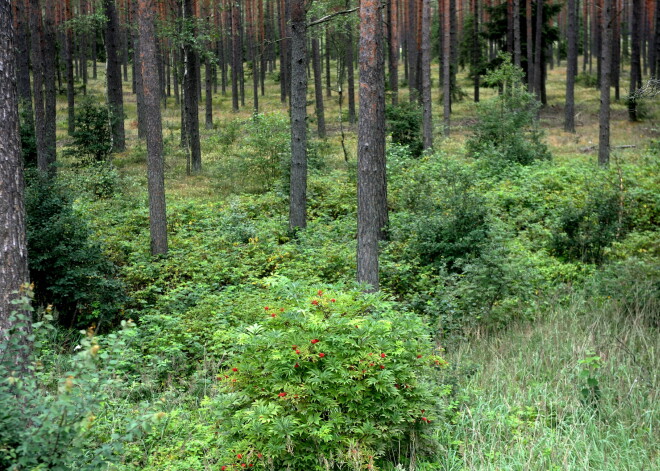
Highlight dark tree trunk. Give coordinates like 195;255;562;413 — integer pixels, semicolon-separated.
513;0;521;66
311;24;326;139
173;47;180;105
42;0;56;173
232;0;241;111
527;0;534;89
30;0;48;173
105;0;126;152
204;0;214;127
346;23;356;125
598;0;612;167
0;0;32;372
388;0;399;105
14;0;32;117
325;30;332;97
629;0;641;120
612;0;620;100
132;0;146;138
565;0;578;132
183;0;201;173
64;0;75;135
472;0;480;102
443;0;451;135
289;0;307;231
357;0;387;291
653;0;660;77
421;0;432;149
278;0;288;103
583;0;589;73
534;0;543;100
407;0;418;100
137;0;168;255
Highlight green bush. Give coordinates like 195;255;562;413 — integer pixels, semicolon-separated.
385;101;423;157
466;54;550;172
214;285;448;470
551;187;624;264
0;299;153;470
65;98;113;164
25;172;126;329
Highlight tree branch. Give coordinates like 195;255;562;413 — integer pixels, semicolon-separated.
307;7;358;27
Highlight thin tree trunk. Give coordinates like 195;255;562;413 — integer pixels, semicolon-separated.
527;0;534;89
311;23;326;138
105;0;126;152
629;0;641;120
389;0;399;105
513;0;521;67
14;0;32;127
565;0;578;132
357;0;386;291
472;0;480;102
599;0;612;167
232;0;240;111
443;0;451;135
325;30;332;97
64;0;75;135
534;0;543;100
137;0;168;255
0;0;31;371
288;0;308;231
346;14;356;124
421;0;432;149
183;0;201;173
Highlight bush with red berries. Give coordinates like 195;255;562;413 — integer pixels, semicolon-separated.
213;288;448;470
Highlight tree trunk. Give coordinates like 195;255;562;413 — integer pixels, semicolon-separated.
232;0;241;111
183;0;201;173
526;0;534;89
388;0;399;105
132;0;146;138
137;0;168;255
472;0;480;102
443;0;451;136
325;30;332;97
289;0;307;231
278;0;288;103
42;0;57;173
421;0;432;149
30;0;48;173
534;0;543;100
105;0;126;152
598;0;612;167
407;0;418;100
654;0;660;77
0;0;32;371
513;0;521;67
64;0;75;135
346;17;356;124
357;0;386;291
311;24;326;139
629;0;641;120
565;0;578;132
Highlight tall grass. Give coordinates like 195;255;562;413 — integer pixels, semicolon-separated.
444;289;658;470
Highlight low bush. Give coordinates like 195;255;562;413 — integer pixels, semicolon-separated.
25;172;126;329
214;284;448;470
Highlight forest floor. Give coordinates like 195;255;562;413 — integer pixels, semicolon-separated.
43;58;660;470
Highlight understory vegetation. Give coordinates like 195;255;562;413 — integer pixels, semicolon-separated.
2;61;658;470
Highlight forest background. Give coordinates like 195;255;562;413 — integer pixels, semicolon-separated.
0;0;658;469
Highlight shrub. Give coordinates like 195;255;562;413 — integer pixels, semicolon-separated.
466;54;550;172
385;101;423;157
0;299;152;470
19;103;37;168
551;187;623;264
65;98;113;164
214;286;448;470
25;171;126;329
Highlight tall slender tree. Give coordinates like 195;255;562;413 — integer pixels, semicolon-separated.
388;0;399;105
421;0;432;149
565;0;578;132
0;0;31;371
105;0;126;152
311;22;326;138
288;0;308;231
442;0;451;135
183;0;202;173
357;0;386;290
599;0;613;166
138;0;168;255
629;0;642;120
